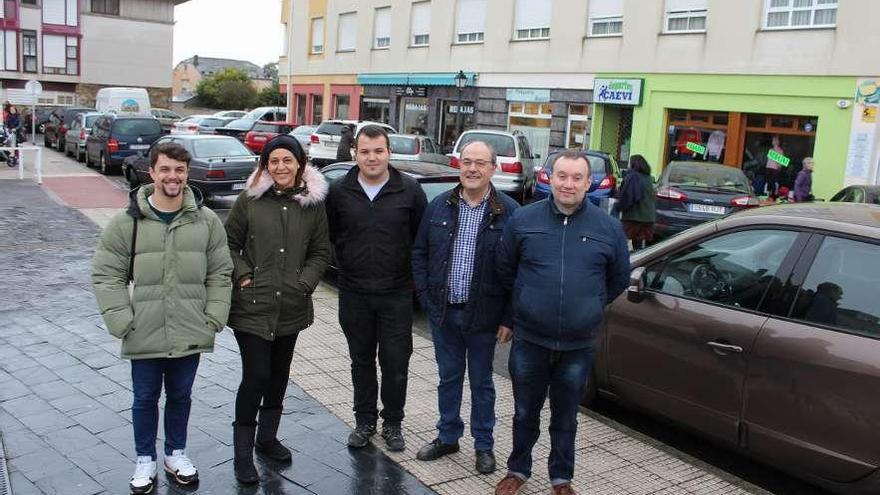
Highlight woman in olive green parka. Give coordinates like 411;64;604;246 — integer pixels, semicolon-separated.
225;135;329;484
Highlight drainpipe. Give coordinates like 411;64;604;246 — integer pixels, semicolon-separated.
286;0;294;119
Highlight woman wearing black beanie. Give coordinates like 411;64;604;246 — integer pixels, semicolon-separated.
224;134;330;483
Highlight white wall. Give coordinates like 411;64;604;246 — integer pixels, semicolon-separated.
81;14;173;87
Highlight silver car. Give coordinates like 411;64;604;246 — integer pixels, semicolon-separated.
450;129;540;203
64;112;102;163
171;115;236;135
389;134;450;166
290;125;316;154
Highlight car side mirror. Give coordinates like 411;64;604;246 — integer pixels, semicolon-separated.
627;266;647;303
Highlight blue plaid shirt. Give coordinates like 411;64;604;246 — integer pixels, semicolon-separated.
447;190;490;304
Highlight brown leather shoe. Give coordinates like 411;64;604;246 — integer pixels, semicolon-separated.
551;482;578;495
495;474;525;495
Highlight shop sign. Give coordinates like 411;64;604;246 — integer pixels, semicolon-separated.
506;88;551;103
593;78;643;106
447;104;474;115
686;142;706;155
767;149;791;167
395;86;427;97
862;106;877;123
405;103;428;112
855;79;880;106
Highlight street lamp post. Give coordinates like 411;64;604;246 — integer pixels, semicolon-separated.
454;70;467;141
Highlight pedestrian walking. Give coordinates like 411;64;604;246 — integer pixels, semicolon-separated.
494;150;630;495
615;155;656;251
794;157;814;202
224;135;330;483
335;125;354;163
92;142;233;494
325;124;427;452
411;141;519;474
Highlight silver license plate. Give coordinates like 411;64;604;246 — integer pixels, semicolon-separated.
232;182;246;190
688;203;726;215
130;144;150;150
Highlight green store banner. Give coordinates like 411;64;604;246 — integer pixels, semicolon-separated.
686;142;706;155
767;149;791;167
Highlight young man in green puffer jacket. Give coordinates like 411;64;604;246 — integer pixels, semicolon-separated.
92;142;233;495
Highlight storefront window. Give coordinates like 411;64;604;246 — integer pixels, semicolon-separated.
334;94;350;120
566;104;590;149
440;100;475;151
508;102;552;159
362;98;390;124
399;97;429;135
311;94;323;125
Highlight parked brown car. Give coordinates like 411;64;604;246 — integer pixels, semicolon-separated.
592;202;880;495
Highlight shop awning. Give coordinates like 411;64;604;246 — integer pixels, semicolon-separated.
357;72;477;87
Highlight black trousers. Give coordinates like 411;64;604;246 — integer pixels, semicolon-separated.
339;290;414;427
233;330;298;426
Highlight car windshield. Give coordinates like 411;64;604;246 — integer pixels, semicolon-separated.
390;136;418;154
542;153;609;176
315;122;349;136
63;109;90;122
291;126;315;137
457;133;516;157
113;119;161;135
252;123;280;133
667;164;750;193
192;138;252;158
243;108;268;119
199;118;228;127
84;115;100;128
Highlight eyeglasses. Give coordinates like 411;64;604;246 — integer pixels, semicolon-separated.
460;159;493;169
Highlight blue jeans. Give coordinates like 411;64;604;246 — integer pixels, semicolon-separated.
431;305;497;451
506;339;594;485
131;354;200;460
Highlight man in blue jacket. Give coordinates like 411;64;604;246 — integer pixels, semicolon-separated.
412;141;519;474
494;150;630;495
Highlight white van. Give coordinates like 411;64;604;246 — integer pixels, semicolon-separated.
95;87;151;116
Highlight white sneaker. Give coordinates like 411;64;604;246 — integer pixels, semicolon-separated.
129;456;157;494
164;449;199;485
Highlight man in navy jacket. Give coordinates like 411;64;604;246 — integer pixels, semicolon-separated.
494;150;630;495
412;141;519;474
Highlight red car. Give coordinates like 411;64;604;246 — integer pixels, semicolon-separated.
244;121;297;153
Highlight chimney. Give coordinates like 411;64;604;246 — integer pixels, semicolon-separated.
192;55;199;67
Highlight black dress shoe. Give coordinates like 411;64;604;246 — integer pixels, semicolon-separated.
475;450;496;474
416;438;460;461
347;423;376;448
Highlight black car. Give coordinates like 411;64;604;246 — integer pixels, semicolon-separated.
23;106;59;134
43;107;94;150
655;161;759;239
320;160;460;274
830;185;880;205
85;115;163;175
122;135;259;202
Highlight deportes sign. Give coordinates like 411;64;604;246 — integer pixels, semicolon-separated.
593;78;643;106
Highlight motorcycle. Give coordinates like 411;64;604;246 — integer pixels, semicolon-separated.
0;126;19;168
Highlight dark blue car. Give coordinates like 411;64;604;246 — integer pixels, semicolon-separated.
85;115;163;175
532;150;621;205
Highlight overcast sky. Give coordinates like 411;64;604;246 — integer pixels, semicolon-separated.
173;0;283;67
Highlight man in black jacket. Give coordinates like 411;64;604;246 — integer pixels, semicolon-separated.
326;125;427;452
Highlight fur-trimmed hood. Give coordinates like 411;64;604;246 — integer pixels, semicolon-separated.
244;164;328;206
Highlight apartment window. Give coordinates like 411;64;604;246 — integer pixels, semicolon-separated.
334;94;350;119
589;0;623;36
514;0;551;40
310;17;324;54
22;31;37;73
373;7;391;49
22;0;38;5
44;0;78;26
91;0;119;15
765;0;837;29
337;12;356;52
456;0;486;44
665;0;707;32
410;1;430;47
0;31;16;71
42;34;78;75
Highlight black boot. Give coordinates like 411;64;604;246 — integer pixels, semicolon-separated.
233;423;259;484
255;407;292;462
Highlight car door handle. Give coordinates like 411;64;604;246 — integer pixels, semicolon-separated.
706;341;743;354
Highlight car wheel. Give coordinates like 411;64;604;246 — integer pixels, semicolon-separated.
99;153;111;175
44;136;52;149
77;148;85;163
126;166;140;187
65;144;73;157
58;138;65;152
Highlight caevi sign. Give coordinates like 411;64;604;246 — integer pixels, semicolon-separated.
593;78;643;106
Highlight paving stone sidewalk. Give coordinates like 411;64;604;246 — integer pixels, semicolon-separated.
0;179;435;495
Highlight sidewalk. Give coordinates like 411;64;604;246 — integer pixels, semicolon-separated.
0;151;770;495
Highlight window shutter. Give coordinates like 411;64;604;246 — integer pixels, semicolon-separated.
589;0;623;18
66;0;78;26
411;2;430;37
311;18;324;51
338;12;356;51
456;0;486;34
44;34;66;68
5;31;15;71
515;0;551;29
0;2;5;19
43;0;66;25
374;7;391;41
665;0;708;11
